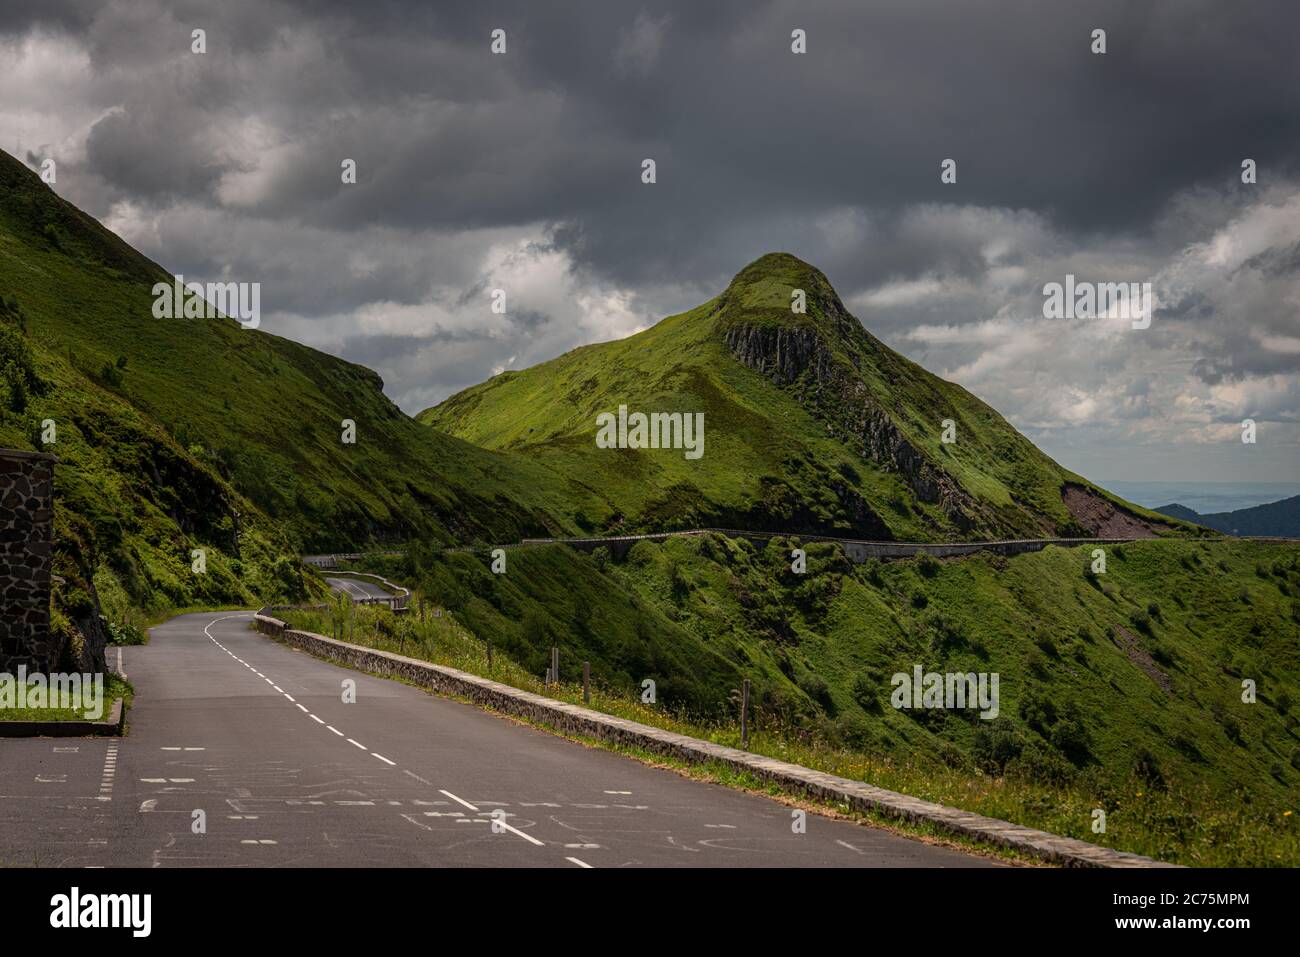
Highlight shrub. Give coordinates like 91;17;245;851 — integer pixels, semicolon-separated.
1019;691;1057;735
99;361;124;389
971;725;1023;774
1007;742;1075;788
834;713;872;749
104;617;148;646
1049;717;1093;765
798;673;835;715
1131;747;1166;790
1221;713;1244;744
851;673;882;713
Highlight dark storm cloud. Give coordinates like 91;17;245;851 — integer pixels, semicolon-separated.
246;0;1300;288
17;0;1299;275
1;0;1298;480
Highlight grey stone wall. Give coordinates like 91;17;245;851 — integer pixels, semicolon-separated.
0;449;56;673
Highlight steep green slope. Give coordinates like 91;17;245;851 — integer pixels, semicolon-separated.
0;149;587;664
359;532;1300;864
422;253;1186;541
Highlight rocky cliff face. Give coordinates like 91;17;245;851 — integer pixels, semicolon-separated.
723;322;837;388
721;310;989;535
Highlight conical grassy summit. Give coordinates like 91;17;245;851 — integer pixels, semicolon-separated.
422;252;1184;541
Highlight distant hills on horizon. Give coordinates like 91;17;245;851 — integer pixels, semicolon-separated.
1156;495;1300;538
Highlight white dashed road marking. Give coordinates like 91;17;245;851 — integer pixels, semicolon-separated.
98;744;118;802
205;611;584;865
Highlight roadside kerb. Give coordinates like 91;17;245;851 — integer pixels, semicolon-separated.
0;697;124;737
252;612;1174;868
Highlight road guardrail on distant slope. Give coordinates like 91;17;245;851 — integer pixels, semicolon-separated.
309;529;1298;568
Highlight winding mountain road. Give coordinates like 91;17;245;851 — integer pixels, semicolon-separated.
324;576;392;602
0;612;995;868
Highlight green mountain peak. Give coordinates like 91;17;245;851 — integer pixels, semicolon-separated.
717;251;854;341
422;252;1183;542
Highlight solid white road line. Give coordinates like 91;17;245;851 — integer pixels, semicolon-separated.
494;819;545;846
566;857;594;868
439;789;479;812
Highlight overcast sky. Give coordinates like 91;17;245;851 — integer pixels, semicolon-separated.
3;0;1298;484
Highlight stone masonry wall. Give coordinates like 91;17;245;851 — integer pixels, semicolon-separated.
0;449;56;673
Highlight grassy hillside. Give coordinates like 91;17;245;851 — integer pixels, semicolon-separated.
356;532;1299;864
422;252;1189;541
0;149;590;665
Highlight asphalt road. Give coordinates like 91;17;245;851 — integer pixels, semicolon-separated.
324;576;391;602
0;612;996;868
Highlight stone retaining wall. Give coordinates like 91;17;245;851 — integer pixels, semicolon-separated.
253;612;1175;868
0;449;57;673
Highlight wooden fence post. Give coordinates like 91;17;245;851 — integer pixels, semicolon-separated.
740;678;750;749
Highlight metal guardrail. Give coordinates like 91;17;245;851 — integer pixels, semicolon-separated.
520;529;1135;548
303;551;404;570
308;529;1298;570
